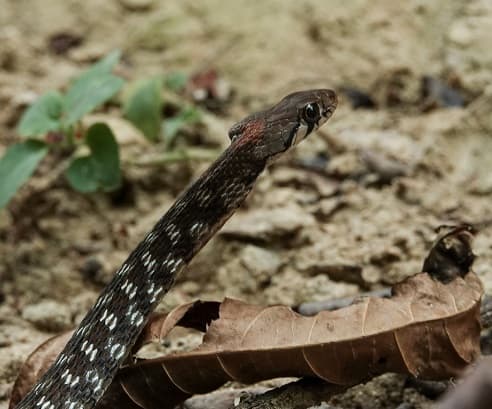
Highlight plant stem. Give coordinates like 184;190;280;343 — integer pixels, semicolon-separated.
127;147;220;167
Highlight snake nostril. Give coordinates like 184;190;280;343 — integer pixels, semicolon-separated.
328;90;338;106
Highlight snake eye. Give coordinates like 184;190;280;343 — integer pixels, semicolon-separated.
302;103;319;123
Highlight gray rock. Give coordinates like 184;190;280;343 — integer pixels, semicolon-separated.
240;245;281;280
22;300;72;332
221;205;315;242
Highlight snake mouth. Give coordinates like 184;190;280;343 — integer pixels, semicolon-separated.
322;107;335;119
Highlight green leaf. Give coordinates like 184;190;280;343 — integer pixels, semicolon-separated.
65;157;99;193
65;123;121;193
64;75;124;126
0;140;48;208
163;106;201;145
63;51;124;126
87;49;122;74
164;71;188;92
17;91;63;137
71;50;122;86
123;78;162;141
86;123;121;190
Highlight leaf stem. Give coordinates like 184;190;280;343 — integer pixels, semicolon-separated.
126;147;220;167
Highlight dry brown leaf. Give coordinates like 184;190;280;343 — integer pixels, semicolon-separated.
9;332;73;408
10;272;483;409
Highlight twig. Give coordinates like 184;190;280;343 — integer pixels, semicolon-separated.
126;147;219;167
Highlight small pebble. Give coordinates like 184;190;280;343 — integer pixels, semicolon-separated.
79;257;103;281
22;300;72;332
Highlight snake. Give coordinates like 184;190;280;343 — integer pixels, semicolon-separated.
15;89;338;409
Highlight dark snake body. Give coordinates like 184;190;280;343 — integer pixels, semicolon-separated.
16;89;337;409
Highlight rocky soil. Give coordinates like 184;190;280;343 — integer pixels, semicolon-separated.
1;1;492;408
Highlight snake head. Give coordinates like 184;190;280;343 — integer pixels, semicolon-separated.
228;89;337;161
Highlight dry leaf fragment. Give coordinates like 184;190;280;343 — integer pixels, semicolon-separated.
422;224;476;283
10;271;483;409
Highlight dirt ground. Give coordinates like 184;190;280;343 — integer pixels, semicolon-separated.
1;1;492;408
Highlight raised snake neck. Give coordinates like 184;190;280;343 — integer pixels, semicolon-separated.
16;89;337;409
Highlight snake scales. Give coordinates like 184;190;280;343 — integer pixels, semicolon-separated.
15;89;338;409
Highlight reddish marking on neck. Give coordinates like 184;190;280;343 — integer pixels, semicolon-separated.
234;119;265;146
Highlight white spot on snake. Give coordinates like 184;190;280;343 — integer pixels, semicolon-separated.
197;190;212;205
147;282;155;294
127;282;134;293
165;223;177;234
148;258;157;271
64;372;72;385
94;378;104;394
40;401;51;409
175;200;186;212
66;400;82;409
125;303;137;319
130;310;143;326
70;376;80;387
55;353;67;367
128;286;137;299
84;343;94;355
105;335;116;349
170;259;184;273
121;279;129;291
95;291;113;308
89;348;98;362
86;369;99;384
117;263;131;276
142;250;152;267
99;309;108;322
36;396;45;406
125;283;137;300
104;312;116;327
66;353;75;365
145;231;157;244
74;323;89;338
150;286;163;303
190;221;205;236
165;223;182;243
110;343;126;360
107;315;118;330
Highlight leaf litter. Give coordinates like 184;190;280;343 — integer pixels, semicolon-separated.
9;227;484;409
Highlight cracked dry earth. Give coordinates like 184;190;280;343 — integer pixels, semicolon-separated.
1;1;492;408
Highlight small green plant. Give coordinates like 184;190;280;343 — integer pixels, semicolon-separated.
123;78;163;141
0;51;124;207
123;74;201;145
0;51;204;209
